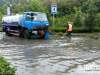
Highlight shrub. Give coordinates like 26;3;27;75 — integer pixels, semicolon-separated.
0;57;15;75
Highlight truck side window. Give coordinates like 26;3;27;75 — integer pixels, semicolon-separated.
31;13;34;21
26;14;31;21
31;13;34;16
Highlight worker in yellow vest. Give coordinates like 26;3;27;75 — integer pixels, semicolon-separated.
66;23;73;37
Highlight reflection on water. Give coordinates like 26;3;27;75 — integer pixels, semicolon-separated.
0;33;100;75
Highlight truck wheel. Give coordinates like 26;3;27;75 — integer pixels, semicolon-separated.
19;30;24;38
23;30;31;39
5;28;12;36
6;31;12;36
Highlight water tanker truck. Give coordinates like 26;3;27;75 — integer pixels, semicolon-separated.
2;12;50;39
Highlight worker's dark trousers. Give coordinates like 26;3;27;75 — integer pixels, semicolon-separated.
67;31;72;37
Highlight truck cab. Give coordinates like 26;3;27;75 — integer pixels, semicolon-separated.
20;12;49;30
19;12;49;39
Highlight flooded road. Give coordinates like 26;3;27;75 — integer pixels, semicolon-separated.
0;32;100;75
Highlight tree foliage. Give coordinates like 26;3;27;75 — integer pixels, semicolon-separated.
0;57;15;75
0;0;100;32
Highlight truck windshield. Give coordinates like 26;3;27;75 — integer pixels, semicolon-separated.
25;13;48;21
34;13;48;21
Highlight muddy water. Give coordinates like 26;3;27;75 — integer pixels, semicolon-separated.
0;32;100;75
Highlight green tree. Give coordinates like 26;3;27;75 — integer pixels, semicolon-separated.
94;13;100;28
28;0;48;12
